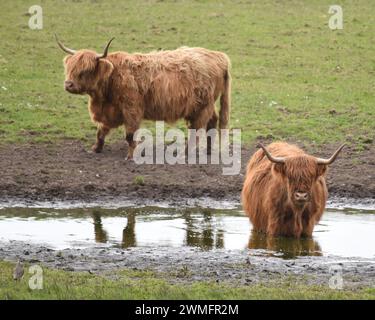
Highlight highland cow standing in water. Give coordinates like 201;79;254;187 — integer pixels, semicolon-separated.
241;142;345;238
56;35;231;159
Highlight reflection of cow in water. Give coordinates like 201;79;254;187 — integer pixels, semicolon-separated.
90;209;224;250
91;211;136;248
122;212;136;248
92;211;108;243
248;230;322;259
91;210;323;257
183;210;224;250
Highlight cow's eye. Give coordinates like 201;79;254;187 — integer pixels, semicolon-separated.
78;70;90;79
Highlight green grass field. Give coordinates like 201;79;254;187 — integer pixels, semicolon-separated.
0;0;374;148
1;261;374;300
0;0;374;300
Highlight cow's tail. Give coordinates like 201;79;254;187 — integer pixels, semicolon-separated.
219;64;231;129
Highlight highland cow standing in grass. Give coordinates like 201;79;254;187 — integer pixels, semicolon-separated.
56;35;231;159
242;142;345;238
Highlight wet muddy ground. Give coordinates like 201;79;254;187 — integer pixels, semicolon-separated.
0;141;374;204
0;205;374;288
1;240;375;288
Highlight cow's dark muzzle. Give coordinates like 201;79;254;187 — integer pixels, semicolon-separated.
64;80;78;93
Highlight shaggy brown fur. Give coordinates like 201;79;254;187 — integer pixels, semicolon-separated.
61;44;231;159
241;142;330;238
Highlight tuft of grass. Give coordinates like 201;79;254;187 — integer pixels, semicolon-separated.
0;0;374;147
133;175;145;186
0;261;374;300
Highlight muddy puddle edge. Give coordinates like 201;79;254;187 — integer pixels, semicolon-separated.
0;195;374;211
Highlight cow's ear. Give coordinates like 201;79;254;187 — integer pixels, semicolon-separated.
272;163;286;176
97;59;114;80
63;55;71;64
316;164;327;178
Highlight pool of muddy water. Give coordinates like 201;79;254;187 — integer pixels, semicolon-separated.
0;206;374;259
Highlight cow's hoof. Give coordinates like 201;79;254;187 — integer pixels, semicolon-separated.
92;144;103;153
125;156;134;161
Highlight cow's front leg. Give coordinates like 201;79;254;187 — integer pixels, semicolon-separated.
92;125;110;153
124;120;141;160
301;216;315;238
122;98;142;160
125;131;137;160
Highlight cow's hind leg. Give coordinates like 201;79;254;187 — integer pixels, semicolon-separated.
206;110;218;155
187;105;213;155
92;125;110;153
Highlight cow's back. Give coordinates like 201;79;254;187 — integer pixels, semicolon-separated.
115;47;230;123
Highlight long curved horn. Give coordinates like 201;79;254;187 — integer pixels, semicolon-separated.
96;37;115;59
55;34;76;55
316;144;346;165
257;143;286;164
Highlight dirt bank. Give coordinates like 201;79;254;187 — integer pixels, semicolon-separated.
1;241;374;288
0;140;374;204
